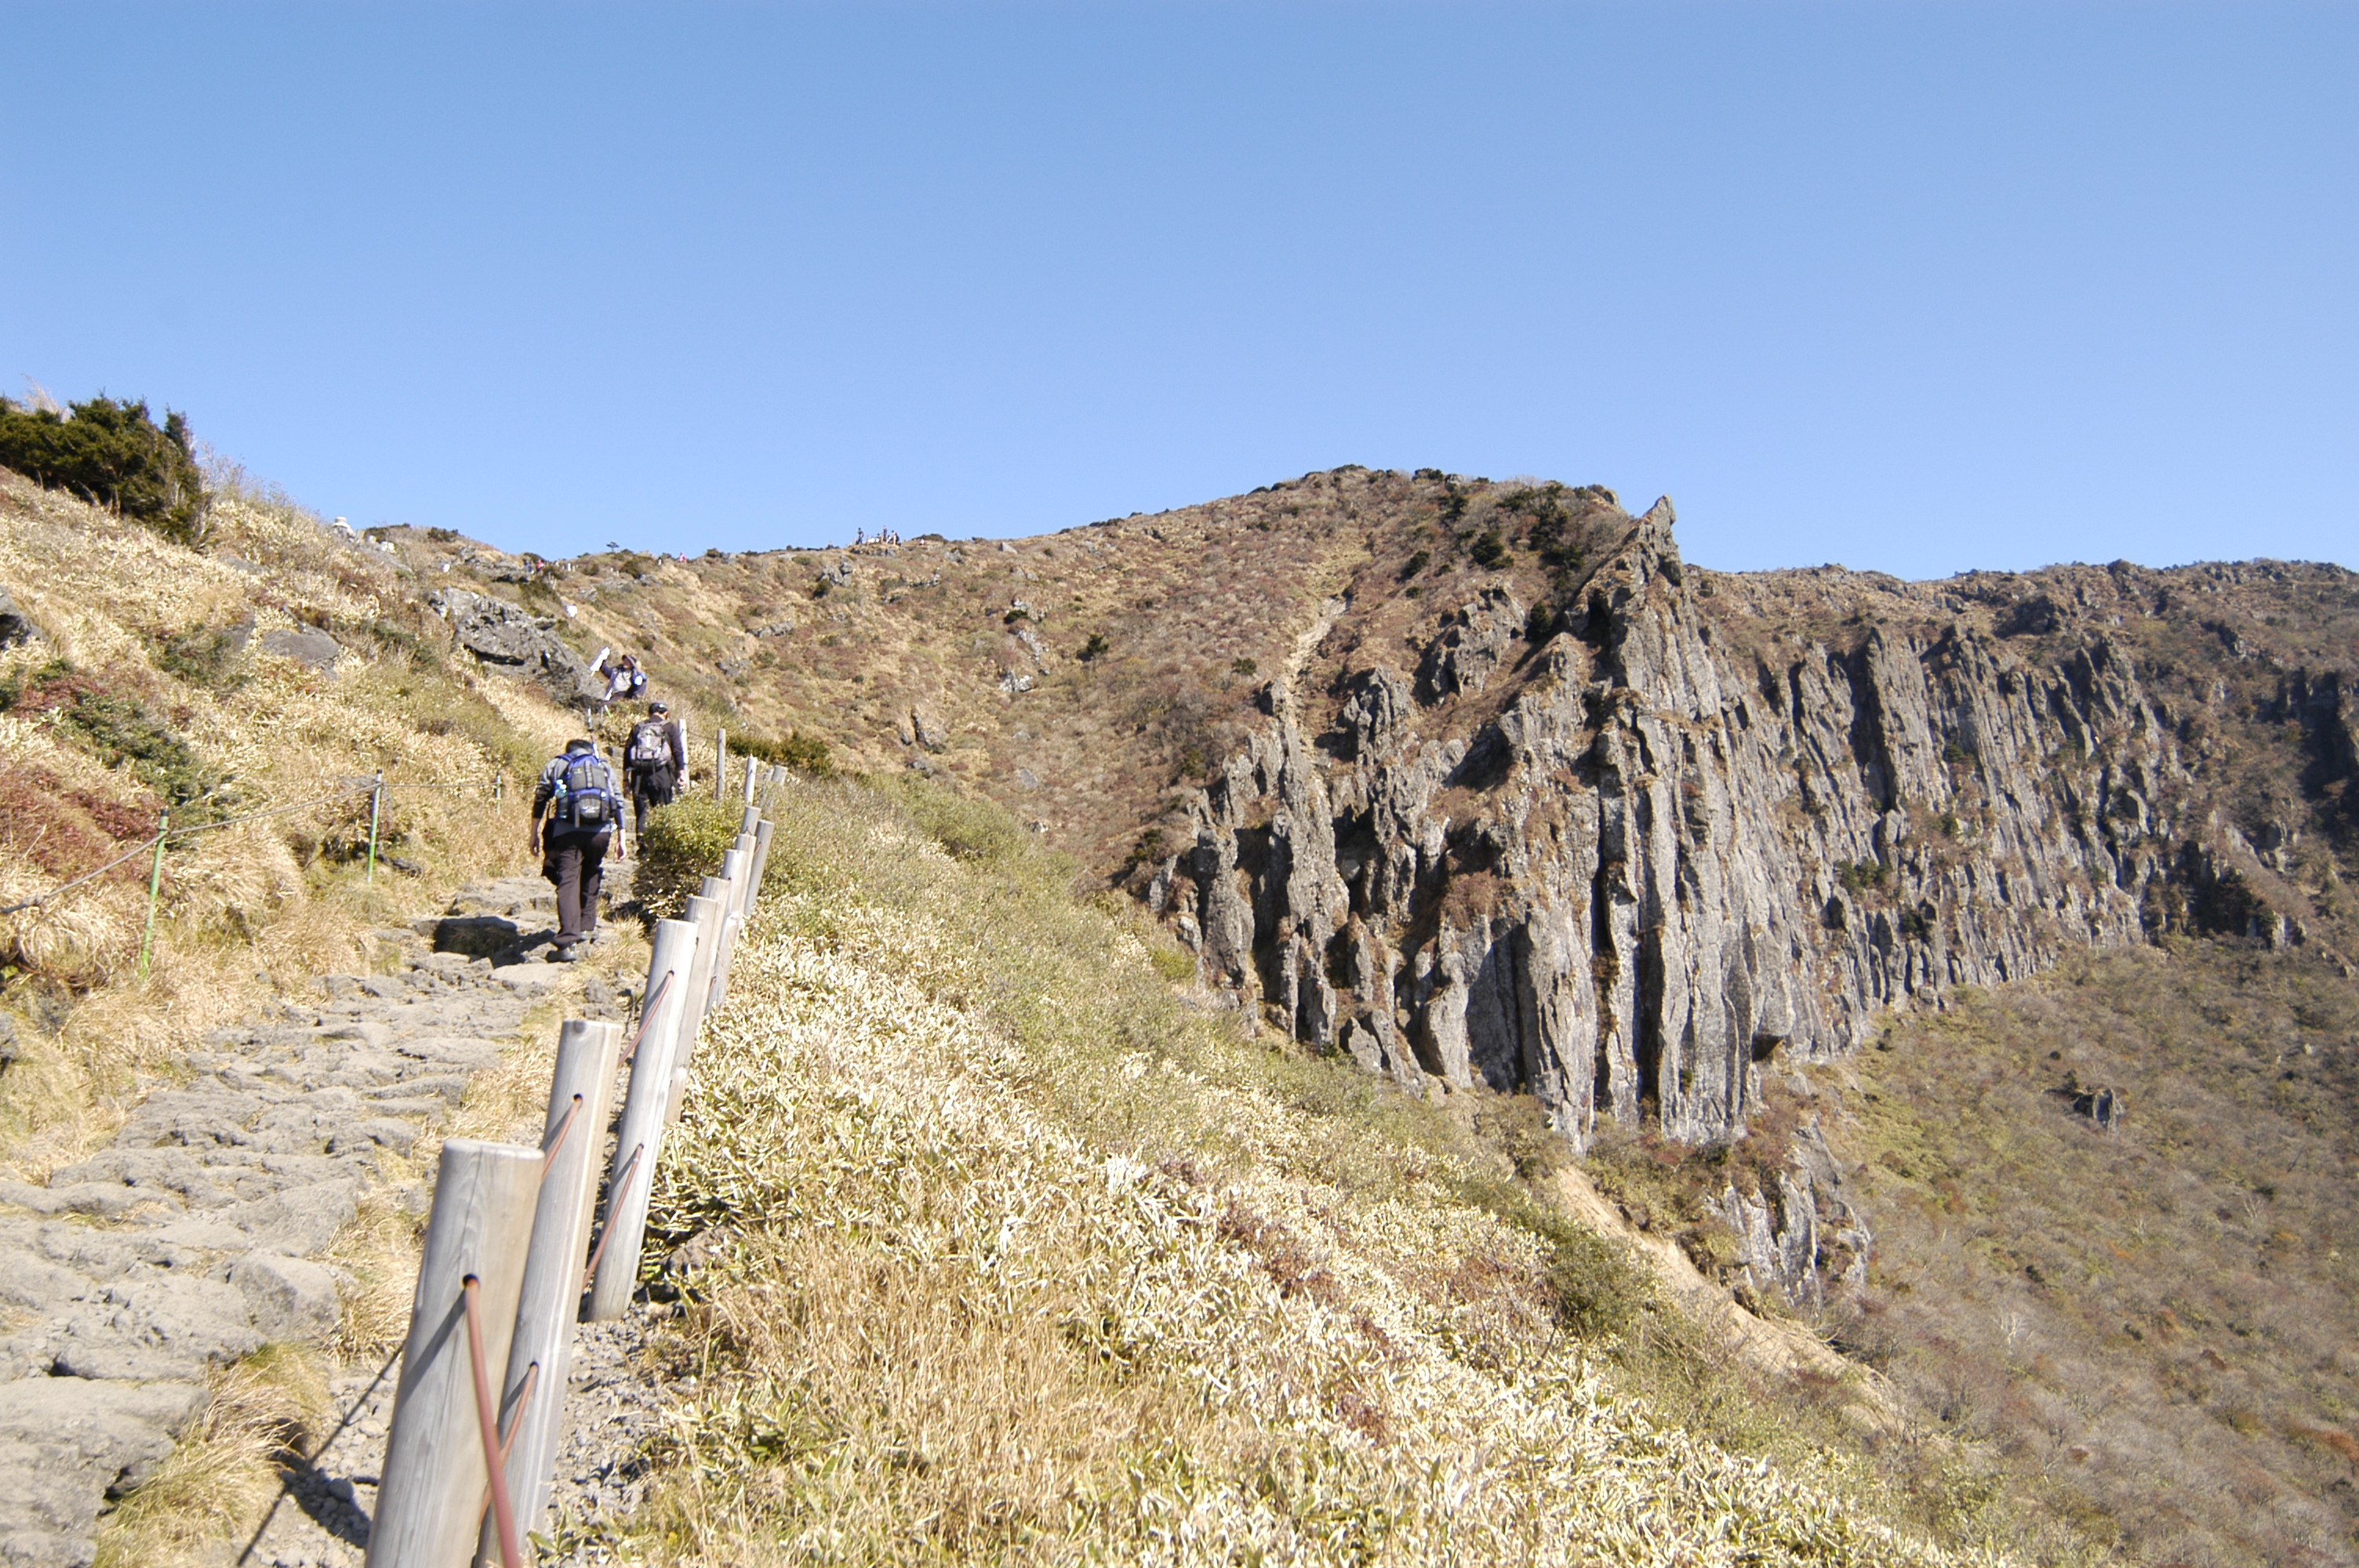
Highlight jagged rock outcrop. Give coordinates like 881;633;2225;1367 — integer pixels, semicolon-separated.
1154;500;2304;1149
427;586;600;706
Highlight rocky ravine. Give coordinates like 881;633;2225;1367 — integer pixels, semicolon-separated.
1147;504;2354;1294
0;876;668;1568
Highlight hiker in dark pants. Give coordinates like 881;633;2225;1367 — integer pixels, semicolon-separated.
623;700;688;847
529;739;620;962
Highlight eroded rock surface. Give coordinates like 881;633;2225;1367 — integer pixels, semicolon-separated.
427;587;601;707
1154;501;2346;1160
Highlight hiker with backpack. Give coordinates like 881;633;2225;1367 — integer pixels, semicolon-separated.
623;699;688;844
529;738;620;962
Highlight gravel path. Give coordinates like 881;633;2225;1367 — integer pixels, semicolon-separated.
0;870;674;1568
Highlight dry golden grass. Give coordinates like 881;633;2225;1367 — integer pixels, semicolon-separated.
609;778;2014;1566
90;1341;330;1568
0;471;576;1173
0;472;607;1563
1825;941;2359;1566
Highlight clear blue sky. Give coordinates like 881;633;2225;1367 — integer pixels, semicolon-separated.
4;3;2352;577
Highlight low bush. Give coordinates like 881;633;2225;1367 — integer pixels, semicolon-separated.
725;728;833;778
634;797;740;922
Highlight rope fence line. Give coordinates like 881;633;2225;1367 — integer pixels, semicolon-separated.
366;790;785;1563
0;769;515;919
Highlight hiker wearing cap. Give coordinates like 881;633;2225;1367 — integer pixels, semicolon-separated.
529;738;619;961
623;700;688;844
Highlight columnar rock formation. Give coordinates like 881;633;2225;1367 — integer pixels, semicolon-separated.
1149;503;2328;1149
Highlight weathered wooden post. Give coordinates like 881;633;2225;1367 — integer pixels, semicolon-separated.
476;1019;622;1564
584;918;699;1322
665;890;728;1123
727;834;759;917
747;817;776;906
368;1140;542;1568
714;728;728;801
682;887;726;1011
742;753;758;802
705;913;747;1015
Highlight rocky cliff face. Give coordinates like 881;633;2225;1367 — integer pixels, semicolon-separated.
1147;503;2350;1166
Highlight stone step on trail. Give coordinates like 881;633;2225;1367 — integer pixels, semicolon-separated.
0;866;635;1568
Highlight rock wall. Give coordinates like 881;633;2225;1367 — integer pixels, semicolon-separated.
1151;503;2280;1149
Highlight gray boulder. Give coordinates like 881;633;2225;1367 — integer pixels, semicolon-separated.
1415;585;1527;702
256;626;342;673
431;914;522;958
0;586;41;652
229;1251;341;1341
0;1378;205;1567
427;587;599;705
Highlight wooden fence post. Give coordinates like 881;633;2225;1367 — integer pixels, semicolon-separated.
726;834;758;917
742;754;758;803
747;818;776;906
714;728;728;801
367;1140;543;1568
705;913;747;1016
478;1019;622;1563
584;918;700;1322
664;892;727;1124
681;889;727;1031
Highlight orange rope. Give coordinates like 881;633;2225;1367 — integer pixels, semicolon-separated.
461;1276;523;1568
581;1142;646;1290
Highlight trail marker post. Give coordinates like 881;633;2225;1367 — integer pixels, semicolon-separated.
136;811;168;983
367;771;385;884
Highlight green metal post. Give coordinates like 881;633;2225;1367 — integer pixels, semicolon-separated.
138;811;167;982
367;772;383;885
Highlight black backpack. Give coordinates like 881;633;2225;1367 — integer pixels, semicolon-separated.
627;720;671;770
552;753;617;832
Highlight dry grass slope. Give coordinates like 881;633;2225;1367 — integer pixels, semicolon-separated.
599;777;2018;1566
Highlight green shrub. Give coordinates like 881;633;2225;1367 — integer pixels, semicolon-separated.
0;395;207;543
154;626;249;690
1401;549;1431;579
883;777;1033;866
67;687;234;821
1837;859;1888;893
728;728;834;778
1468;530;1513;570
635;796;741;922
1079;633;1110;662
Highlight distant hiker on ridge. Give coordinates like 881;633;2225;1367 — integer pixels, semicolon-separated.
624;699;688;846
529;736;619;962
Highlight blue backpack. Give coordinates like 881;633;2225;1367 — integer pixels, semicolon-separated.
551;753;618;833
